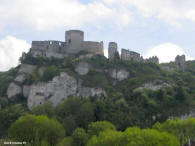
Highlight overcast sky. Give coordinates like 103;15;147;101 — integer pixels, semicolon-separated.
0;0;195;71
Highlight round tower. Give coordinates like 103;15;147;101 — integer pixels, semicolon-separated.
108;42;118;60
65;30;84;53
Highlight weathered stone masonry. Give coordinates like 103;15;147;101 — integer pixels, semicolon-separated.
30;30;104;58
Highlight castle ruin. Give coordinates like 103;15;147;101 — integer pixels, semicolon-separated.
175;55;186;70
29;29;160;64
108;42;118;60
30;30;104;58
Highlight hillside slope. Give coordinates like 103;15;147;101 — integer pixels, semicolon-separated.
0;53;195;137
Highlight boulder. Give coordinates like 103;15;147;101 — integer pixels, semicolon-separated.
7;82;22;98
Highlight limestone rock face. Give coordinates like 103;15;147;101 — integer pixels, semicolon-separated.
109;69;129;81
179;110;195;120
7;82;22;98
136;80;173;91
27;72;77;110
14;74;26;83
19;64;36;74
23;85;31;98
78;87;107;98
75;62;90;75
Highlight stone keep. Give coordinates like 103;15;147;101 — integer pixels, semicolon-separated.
175;55;186;70
30;30;104;58
108;42;118;60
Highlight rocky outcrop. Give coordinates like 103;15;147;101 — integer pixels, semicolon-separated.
78;87;107;98
19;64;36;74
23;85;31;98
28;72;77;110
27;72;107;110
75;62;90;75
179;110;195;120
14;74;26;83
109;69;129;81
7;82;22;98
136;80;173;91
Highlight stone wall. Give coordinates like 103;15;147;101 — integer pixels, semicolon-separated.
121;49;141;62
31;41;66;58
145;56;159;64
108;42;118;60
30;30;104;57
82;41;104;55
175;55;186;70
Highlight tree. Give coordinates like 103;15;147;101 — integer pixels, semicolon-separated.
9;114;65;146
72;128;88;146
87;127;180;146
153;118;195;145
32;102;55;118
88;121;116;137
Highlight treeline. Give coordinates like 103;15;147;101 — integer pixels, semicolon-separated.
5;113;195;146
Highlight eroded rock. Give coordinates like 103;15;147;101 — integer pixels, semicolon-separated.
109;69;129;81
23;85;31;98
27;72;77;110
14;74;26;83
75;62;90;75
7;82;22;98
78;87;107;98
19;64;36;74
136;80;173;91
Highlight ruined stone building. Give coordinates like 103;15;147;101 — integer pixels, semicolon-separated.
109;47;159;64
108;42;118;60
30;30;104;58
145;56;159;64
121;49;142;62
175;55;186;70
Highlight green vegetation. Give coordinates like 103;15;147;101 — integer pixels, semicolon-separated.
8;115;195;146
0;54;195;145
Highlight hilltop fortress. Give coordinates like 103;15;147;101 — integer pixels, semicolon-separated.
30;30;104;58
29;29;187;66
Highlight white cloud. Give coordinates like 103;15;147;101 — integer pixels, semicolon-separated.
0;36;30;71
104;0;195;26
144;43;194;63
0;0;133;31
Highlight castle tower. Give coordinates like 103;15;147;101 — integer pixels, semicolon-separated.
108;42;118;60
65;30;84;54
175;55;186;70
